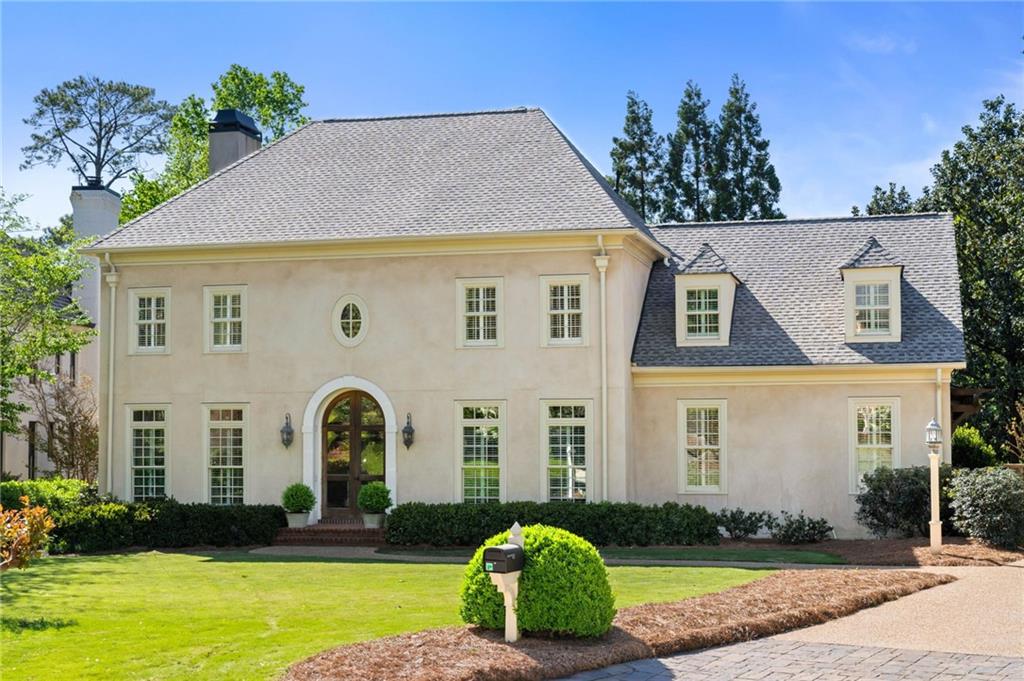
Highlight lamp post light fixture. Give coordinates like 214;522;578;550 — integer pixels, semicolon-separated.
280;413;294;448
402;413;415;449
925;418;943;554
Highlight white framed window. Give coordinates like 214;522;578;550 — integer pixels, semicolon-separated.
456;278;503;348
331;294;368;347
540;275;589;347
455;401;505;503
205;405;247;505
854;283;891;335
685;287;720;339
128;406;168;501
849;398;901;493
203;286;247;353
129;288;170;354
541;401;593;502
677;399;727;494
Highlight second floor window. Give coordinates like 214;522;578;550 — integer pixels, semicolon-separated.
131;289;169;353
685;288;720;339
205;286;247;353
457;278;503;348
854;283;891;335
542;276;587;346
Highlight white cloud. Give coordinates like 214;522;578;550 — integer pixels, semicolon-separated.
843;32;918;55
921;113;939;135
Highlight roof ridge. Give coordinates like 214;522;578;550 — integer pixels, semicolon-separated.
90;121;317;249
318;107;536;123
651;212;951;229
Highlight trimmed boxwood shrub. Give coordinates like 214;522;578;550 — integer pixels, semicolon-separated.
385;501;720;547
768;511;832;544
356;482;392;513
460;524;615;637
716;508;772;539
282;483;316;513
855;465;956;538
949;467;1024;548
51;502;147;553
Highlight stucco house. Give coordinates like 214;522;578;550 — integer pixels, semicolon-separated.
79;107;964;537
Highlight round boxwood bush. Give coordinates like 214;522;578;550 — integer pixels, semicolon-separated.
356;482;392;513
460;524;615;638
281;483;316;513
949;467;1024;548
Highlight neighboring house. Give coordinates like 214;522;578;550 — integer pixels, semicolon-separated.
81;107;964;536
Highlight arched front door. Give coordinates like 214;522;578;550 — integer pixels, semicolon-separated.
322;391;385;518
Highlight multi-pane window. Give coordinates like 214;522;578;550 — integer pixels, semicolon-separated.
686;288;720;339
854;283;891;335
133;291;168;352
332;294;368;347
340;303;362;339
545;280;584;345
208;407;245;505
463;284;499;346
851;400;899;489
131;408;167;501
205;286;246;352
679;401;726;492
545;404;588;502
459;404;501;503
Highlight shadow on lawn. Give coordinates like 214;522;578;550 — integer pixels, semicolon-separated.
1;616;78;634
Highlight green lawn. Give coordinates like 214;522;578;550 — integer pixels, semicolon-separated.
377;545;846;565
1;551;767;681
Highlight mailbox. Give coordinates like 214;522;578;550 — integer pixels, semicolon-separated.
483;544;524;574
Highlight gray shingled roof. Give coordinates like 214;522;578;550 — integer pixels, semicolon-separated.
633;214;964;367
675;242;732;275
841;236;900;270
91;108;645;250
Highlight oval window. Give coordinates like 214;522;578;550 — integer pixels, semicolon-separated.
332;295;368;347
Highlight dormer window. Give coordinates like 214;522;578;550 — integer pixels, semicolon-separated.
841;237;902;344
674;243;738;348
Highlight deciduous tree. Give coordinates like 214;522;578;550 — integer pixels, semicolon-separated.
18;375;99;481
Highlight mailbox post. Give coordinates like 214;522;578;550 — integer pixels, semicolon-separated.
483;522;524;643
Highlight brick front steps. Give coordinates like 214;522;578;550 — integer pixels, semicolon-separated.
274;524;386;547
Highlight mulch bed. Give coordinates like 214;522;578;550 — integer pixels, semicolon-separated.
283;569;953;681
719;537;1024;567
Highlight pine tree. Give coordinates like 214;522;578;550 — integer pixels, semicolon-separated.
711;75;784;221
662;81;714;222
610;91;664;222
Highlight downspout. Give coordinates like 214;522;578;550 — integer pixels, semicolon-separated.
103;254;119;494
935;367;944;462
594;236;610;501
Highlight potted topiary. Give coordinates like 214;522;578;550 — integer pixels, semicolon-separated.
281;483;316;528
357;482;392;528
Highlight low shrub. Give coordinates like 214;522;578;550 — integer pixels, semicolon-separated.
1;495;56;570
951;425;998;469
0;478;97;515
855;465;956;538
716;508;771;539
357;482;392;513
949;467;1024;548
52;502;145;553
385;501;720;547
281;483;316;513
460;524;615;637
768;511;832;544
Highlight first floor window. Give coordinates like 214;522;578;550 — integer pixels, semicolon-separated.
208;406;245;504
545;403;589;502
686;288;720;339
131;408;167;501
458;403;502;502
854;283;891;335
851;398;899;490
679;400;726;493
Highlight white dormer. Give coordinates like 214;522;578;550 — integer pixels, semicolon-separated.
840;236;903;344
673;243;739;347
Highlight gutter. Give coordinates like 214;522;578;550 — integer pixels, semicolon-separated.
103;254;119;494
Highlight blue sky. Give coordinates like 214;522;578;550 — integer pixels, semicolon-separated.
2;2;1021;229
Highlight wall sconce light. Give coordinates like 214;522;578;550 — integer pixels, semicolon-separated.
402;413;415;449
280;413;294;448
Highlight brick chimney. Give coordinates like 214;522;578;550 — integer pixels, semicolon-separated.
208;109;262;174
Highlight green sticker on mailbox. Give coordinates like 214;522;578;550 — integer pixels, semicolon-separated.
485;562;494;571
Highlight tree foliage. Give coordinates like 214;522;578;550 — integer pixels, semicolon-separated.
0;496;55;571
20;76;173;188
0;191;95;435
662;81;714;222
610;91;664;222
850;182;918;216
18;375;99;481
211;65;309;140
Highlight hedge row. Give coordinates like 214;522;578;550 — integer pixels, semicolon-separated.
385;501;721;547
1;477;98;514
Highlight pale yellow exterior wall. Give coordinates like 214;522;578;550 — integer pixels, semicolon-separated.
631;367;955;537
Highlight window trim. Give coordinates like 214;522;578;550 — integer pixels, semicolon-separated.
677;399;728;494
539;274;590;347
848;397;901;494
453;400;507;502
455;277;504;349
842;267;901;343
203;285;248;354
684;286;721;340
539;399;594;503
331;294;369;347
203;403;248;505
129;287;171;355
125;404;170;502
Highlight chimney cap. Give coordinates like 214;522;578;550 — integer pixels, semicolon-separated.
210;109;262;140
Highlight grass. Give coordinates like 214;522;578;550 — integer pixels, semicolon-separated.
377;545;846;565
1;551;767;681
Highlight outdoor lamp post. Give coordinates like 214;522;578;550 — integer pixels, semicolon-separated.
926;418;943;553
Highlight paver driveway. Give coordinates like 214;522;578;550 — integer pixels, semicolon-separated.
561;639;1023;680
